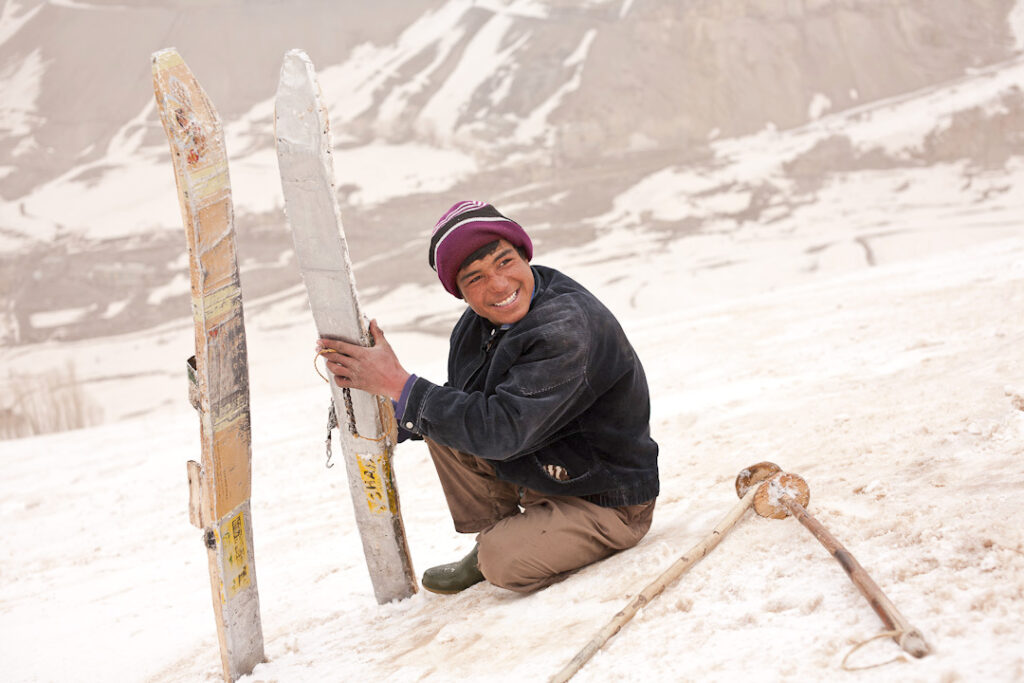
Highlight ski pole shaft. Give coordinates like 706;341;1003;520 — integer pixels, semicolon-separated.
778;494;931;658
550;484;760;683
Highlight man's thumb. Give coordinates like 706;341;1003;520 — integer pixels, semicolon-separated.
369;318;386;346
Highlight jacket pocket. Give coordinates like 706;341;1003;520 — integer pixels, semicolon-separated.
528;430;606;486
530;453;596;485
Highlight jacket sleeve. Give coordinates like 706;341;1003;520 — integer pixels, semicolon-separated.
398;305;595;460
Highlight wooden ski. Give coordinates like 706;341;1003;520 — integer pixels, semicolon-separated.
152;48;265;680
274;48;417;603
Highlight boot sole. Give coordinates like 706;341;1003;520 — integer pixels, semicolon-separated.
421;584;465;595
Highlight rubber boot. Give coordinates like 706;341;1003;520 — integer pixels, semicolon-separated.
421;544;485;594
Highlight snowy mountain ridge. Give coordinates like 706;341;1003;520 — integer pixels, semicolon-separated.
0;0;1022;405
1;0;1020;207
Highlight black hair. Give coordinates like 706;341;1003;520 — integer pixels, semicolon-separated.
458;240;529;272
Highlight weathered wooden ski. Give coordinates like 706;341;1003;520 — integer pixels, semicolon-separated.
152;48;264;680
274;49;417;603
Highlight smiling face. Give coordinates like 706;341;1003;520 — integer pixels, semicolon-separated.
456;239;535;326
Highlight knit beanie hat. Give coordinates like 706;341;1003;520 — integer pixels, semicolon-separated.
429;201;533;298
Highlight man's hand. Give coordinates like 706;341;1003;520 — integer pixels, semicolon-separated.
317;319;410;400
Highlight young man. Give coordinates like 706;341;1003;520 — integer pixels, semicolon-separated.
318;201;658;593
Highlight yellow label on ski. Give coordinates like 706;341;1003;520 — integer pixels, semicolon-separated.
357;453;394;515
220;511;252;600
201;280;240;326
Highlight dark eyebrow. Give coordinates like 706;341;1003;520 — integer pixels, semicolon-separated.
459;248;515;284
491;247;514;263
458;266;481;284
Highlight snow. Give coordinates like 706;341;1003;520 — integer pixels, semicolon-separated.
3;158;1024;680
563;29;597;68
47;0;130;10
315;2;470;129
147;273;190;306
808;92;831;120
0;0;42;48
336;143;479;205
514;28;596;145
0;138;476;248
0;47;46;141
100;299;129;319
1011;0;1024;50
0;4;485;248
708;54;1024;165
417;13;524;142
28;305;91;328
0;97;179;245
470;0;551;20
0;156;176;243
836;57;1024;155
228;139;479;218
271;0;588;148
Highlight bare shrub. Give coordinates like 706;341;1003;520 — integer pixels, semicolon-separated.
0;361;103;440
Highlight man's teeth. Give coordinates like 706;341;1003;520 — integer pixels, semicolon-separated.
494;290;518;307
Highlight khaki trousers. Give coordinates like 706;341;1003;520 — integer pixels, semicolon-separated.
426;438;655;593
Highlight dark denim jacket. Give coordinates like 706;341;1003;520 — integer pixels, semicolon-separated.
400;265;659;507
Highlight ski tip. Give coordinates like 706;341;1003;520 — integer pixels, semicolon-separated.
284;47;310;62
281;49;315;79
151;47;183;70
276;49;319;110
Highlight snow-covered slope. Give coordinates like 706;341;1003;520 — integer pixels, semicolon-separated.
2;228;1023;682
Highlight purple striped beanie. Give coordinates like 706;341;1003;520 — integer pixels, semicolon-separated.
429;201;533;298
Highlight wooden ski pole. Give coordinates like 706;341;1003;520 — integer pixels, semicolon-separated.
753;472;931;659
550;462;783;683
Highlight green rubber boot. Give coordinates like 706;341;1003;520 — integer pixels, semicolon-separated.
422;544;485;594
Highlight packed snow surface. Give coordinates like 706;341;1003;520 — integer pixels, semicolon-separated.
2;201;1023;682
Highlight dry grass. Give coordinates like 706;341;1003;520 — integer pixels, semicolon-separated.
1;361;102;440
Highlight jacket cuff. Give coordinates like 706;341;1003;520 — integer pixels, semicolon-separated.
393;374;418;442
398;375;437;435
395;374;417;418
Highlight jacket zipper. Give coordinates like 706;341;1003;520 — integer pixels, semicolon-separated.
462;327;505;390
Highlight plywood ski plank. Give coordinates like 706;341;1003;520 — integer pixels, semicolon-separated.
152;48;264;681
274;48;417;604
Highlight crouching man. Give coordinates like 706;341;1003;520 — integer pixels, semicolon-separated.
318;201;659;594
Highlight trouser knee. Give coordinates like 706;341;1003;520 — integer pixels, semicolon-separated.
477;535;562;593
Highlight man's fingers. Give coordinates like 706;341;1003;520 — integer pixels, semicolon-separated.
330;365;353;386
320;346;361;363
319;350;344;366
325;358;352;376
318;337;365;357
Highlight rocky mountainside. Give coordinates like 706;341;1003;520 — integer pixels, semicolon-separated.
0;0;1022;347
